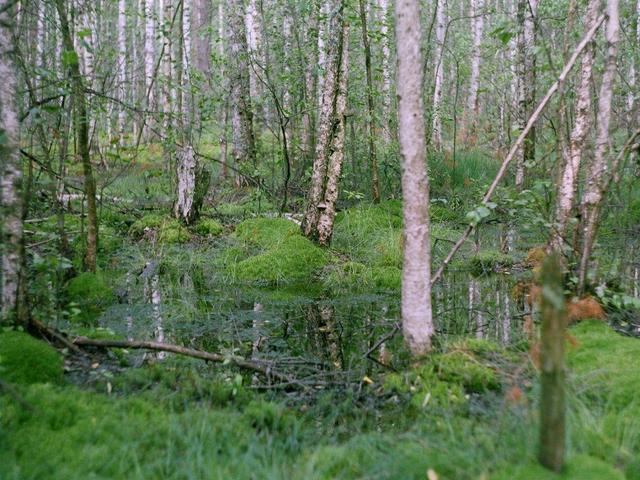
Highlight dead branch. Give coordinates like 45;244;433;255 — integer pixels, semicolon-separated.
72;337;302;388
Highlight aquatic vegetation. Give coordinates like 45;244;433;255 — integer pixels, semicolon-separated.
0;331;63;385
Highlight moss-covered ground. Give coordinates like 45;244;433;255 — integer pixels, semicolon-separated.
5;183;639;479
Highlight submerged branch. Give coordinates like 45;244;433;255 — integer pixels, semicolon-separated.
72;337;302;388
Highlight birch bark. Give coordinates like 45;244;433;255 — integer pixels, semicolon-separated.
396;0;434;355
577;0;619;293
432;0;446;151
0;0;26;324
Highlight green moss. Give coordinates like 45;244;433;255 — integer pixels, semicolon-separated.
492;455;625;480
128;213;165;238
383;367;468;411
458;250;516;276
0;331;63;385
235;235;328;285
434;351;500;393
67;272;115;324
371;266;401;291
193;218;224;237
568;321;640;408
158;221;191;244
234;217;298;249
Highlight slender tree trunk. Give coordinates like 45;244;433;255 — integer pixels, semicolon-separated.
396;0;434;355
464;0;484;143
577;0;619;294
193;0;212;77
550;0;599;253
376;0;392;145
301;0;345;241
514;0;537;189
359;0;380;203
227;0;256;183
117;0;127;137
432;0;446;151
316;22;350;246
245;0;266;123
144;0;156;137
56;0;99;273
0;0;27;326
316;0;330;110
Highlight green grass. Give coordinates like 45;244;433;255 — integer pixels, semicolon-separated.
0;331;63;385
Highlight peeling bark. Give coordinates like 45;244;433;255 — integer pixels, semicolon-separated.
577;0;619;294
1;0;26;325
396;0;434;355
173;146;210;225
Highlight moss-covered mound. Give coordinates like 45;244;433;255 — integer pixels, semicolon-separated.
67;272;115;324
568;321;640;408
129;214;191;243
0;331;63;385
236;234;328;285
193;218;224;237
455;250;516;276
234;217;298;249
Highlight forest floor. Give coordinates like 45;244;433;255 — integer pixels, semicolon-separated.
1;154;639;479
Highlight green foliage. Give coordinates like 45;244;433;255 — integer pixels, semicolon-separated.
233;217;298;249
0;331;63;385
193;218;224;237
236;235;328;285
128;213;166;238
433;351;500;393
67;272;115;324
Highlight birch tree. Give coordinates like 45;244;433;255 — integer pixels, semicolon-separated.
56;0;99;273
432;0;446;151
396;0;434;355
464;0;484;142
549;0;599;253
227;0;256;182
376;0;392;145
301;0;348;245
144;0;156;132
117;0;127;136
577;0;619;294
1;0;26;325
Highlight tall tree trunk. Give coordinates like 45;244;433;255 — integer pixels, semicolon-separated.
396;0;434;355
56;0;99;273
514;0;537;189
144;0;156;137
577;0;619;294
227;0;256;184
193;0;211;77
173;146;210;224
0;0;27;326
549;0;599;253
359;0;380;203
464;0;484;143
316;22;350;246
245;0;265;123
376;0;392;145
301;0;346;242
117;0;127;137
431;0;446;151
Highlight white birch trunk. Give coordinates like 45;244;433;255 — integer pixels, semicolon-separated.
182;0;192;116
193;0;212;77
118;0;127;136
245;0;263;101
377;0;392;144
577;0;619;293
432;0;446;151
465;0;484;140
550;0;599;252
396;0;434;355
316;1;330;109
0;0;24;323
316;22;350;246
144;0;156;118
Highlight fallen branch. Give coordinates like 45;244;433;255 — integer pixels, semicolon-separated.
72;337;301;388
430;13;605;286
30;318;85;356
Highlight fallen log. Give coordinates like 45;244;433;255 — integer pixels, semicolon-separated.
72;337;300;387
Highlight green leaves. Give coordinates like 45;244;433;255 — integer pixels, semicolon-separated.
465;202;497;226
